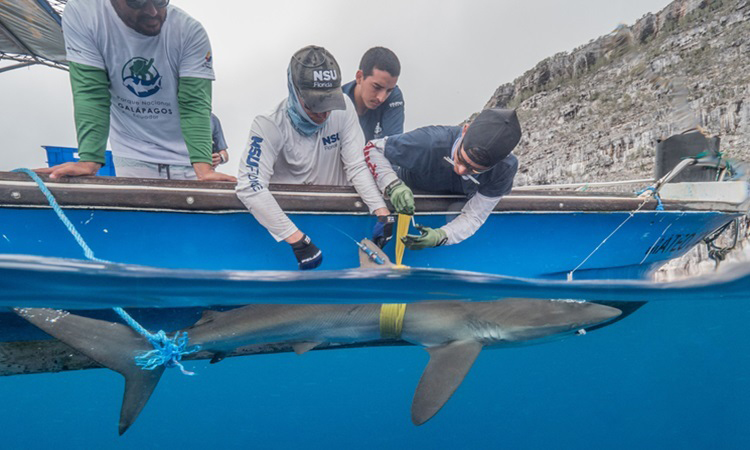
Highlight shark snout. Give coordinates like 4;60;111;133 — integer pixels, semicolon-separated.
581;302;622;326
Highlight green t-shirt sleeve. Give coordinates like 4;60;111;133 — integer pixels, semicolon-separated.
69;61;110;165
178;77;213;164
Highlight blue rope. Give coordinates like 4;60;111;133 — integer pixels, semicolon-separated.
635;185;665;211
114;307;199;375
12;169;105;262
12;168;198;375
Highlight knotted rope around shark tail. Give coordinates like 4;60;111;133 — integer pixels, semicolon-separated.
12;168;199;375
112;307;200;375
113;307;199;375
133;330;198;375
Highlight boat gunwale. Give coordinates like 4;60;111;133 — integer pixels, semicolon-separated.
0;171;743;213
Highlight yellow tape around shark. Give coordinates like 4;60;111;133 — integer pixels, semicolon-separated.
394;213;410;267
379;303;407;339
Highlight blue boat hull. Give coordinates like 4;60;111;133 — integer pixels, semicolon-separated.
0;207;737;279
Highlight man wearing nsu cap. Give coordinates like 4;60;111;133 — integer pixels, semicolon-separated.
236;45;390;270
365;109;522;249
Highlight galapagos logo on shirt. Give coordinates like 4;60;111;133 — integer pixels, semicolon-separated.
122;57;162;98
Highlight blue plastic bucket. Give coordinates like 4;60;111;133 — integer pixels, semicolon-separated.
43;146;116;176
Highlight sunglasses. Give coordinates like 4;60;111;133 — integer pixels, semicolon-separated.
126;0;170;9
455;146;491;174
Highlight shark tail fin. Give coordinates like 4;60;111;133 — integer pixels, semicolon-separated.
412;340;482;426
13;308;165;435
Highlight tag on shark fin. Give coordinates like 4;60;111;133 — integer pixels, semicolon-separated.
358;238;393;268
291;341;323;355
411;340;482;426
13;308;164;435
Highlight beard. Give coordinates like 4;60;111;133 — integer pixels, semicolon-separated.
132;9;167;36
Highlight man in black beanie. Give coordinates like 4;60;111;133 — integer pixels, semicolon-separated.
364;108;521;249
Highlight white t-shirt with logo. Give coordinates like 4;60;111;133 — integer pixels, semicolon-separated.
62;0;215;165
236;96;387;241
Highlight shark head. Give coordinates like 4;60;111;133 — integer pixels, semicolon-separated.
474;298;622;344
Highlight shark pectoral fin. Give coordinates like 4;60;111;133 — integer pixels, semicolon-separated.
412;340;482;426
14;308;163;435
291;341;324;355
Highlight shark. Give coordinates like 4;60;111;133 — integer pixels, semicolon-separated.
13;241;624;435
14;299;621;434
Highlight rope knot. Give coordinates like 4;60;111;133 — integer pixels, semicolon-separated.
135;331;199;376
635;186;664;211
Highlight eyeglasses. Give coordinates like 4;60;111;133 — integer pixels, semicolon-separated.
126;0;170;9
455;146;491;174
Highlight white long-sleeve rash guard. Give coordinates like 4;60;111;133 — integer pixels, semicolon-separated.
236;96;387;241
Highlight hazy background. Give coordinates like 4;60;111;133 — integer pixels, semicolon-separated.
0;0;671;176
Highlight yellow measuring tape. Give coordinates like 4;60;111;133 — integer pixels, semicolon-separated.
394;214;410;266
379;303;407;339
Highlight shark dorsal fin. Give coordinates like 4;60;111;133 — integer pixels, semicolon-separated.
292;341;324;355
13;308;163;435
412;340;483;426
194;310;223;327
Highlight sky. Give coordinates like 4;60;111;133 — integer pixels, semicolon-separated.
0;0;672;176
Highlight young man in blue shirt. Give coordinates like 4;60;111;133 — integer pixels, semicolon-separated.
342;47;404;142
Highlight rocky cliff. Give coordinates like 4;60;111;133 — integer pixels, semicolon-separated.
484;0;750;187
481;0;750;278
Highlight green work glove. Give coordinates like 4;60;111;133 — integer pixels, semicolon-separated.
402;225;448;250
386;180;415;215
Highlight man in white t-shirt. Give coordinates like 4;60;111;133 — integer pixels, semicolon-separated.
236;45;392;270
37;0;235;182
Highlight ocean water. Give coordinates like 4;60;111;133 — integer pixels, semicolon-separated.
1;262;750;449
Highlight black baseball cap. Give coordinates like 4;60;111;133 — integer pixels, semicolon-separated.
463;109;522;167
290;45;346;113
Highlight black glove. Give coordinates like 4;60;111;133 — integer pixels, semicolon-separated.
372;215;396;249
290;234;323;270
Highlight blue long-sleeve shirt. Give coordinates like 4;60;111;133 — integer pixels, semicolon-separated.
364;125;518;245
385;125;517;198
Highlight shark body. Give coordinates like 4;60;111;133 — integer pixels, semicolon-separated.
15;298;620;434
